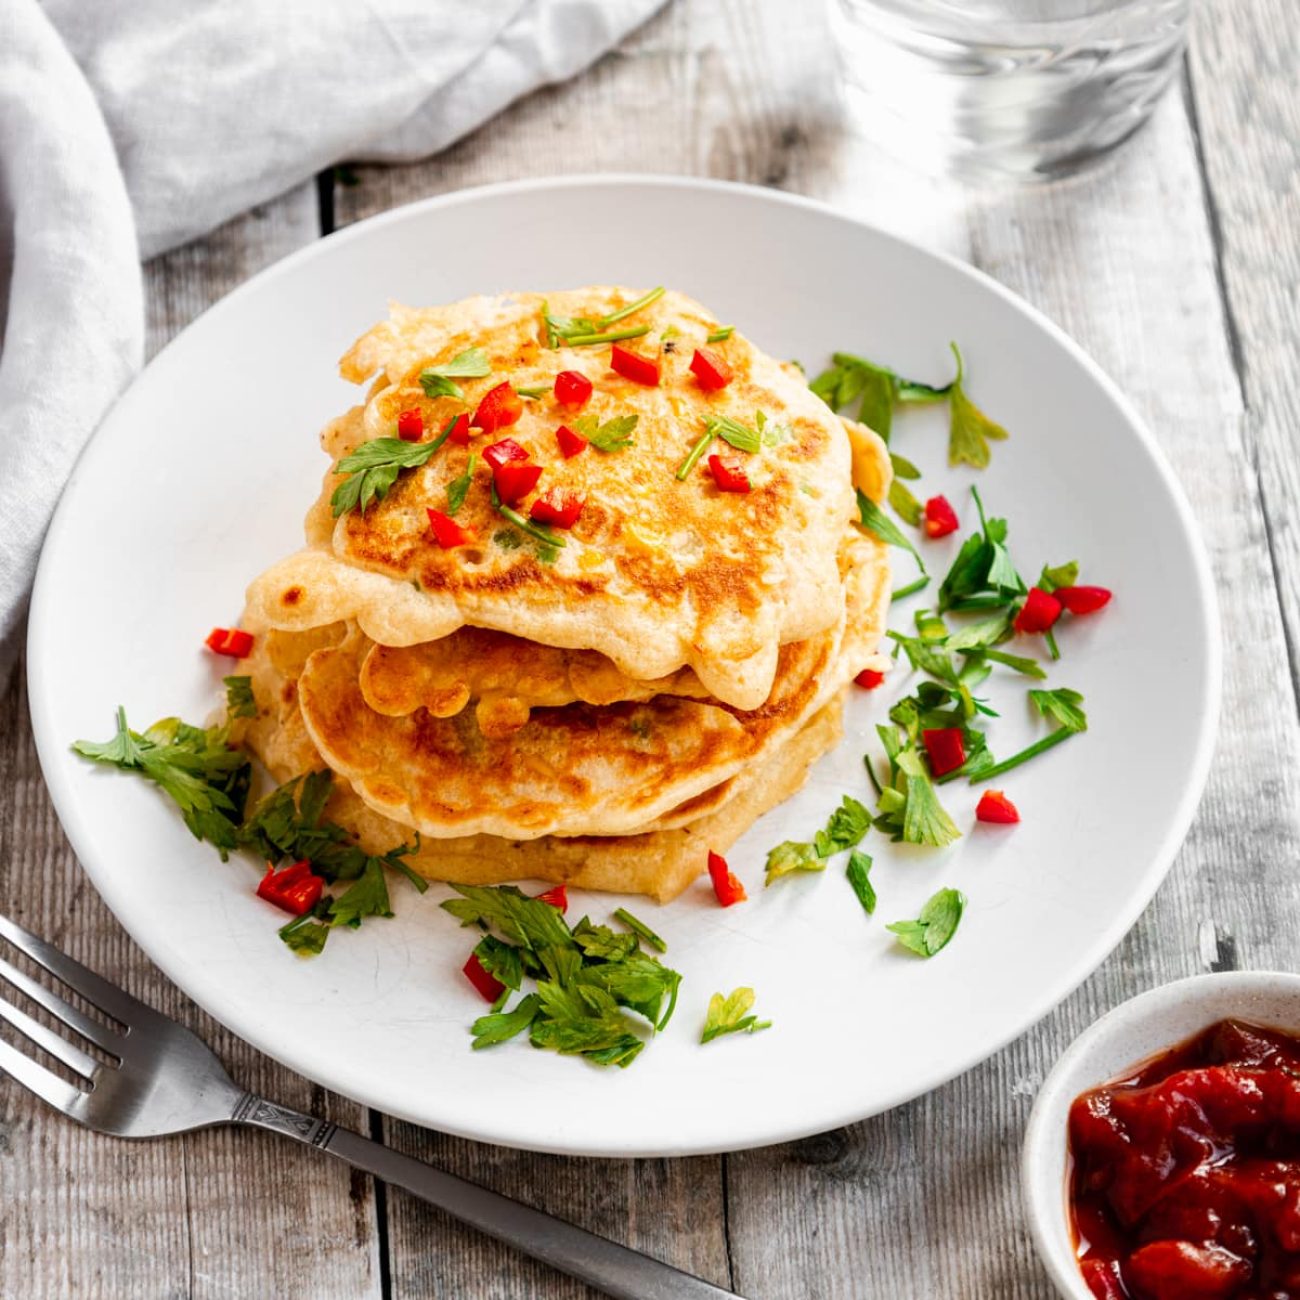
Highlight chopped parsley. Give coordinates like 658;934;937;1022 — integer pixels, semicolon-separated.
764;839;825;885
72;723;425;953
972;688;1088;782
937;487;1025;613
446;452;477;516
815;795;871;858
441;884;681;1068
223;676;257;720
887;888;965;957
810;351;950;441
613;907;667;954
514;383;550;399
330;414;461;516
419;347;491;399
846;850;877;915
490;482;566;550
701;987;771;1044
73;708;251;856
706;415;762;454
572;412;638;453
868;734;962;848
543;287;664;348
947;344;1009;469
706;326;734;343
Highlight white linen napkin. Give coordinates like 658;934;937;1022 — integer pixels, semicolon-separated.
0;0;663;678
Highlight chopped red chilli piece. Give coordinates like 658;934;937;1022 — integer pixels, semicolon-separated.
205;627;254;658
396;408;424;441
923;727;967;778
707;850;747;907
708;453;751;493
923;494;960;539
482;438;529;471
554;370;593;407
427;508;477;549
256;859;324;916
446;413;471;447
529;487;584;529
610;344;660;387
689;346;733;392
534;884;568;913
493;461;542;505
472;381;524;432
1056;585;1113;615
855;668;885;689
462;953;505;1003
976;790;1020;824
555;424;588;458
1013;586;1063;634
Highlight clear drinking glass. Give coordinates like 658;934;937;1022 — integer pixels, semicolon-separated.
828;0;1191;182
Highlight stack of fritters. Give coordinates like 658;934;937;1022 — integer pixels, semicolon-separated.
232;288;892;901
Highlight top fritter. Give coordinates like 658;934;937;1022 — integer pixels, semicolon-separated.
245;287;865;710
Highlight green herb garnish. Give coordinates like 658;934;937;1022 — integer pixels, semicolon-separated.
846;850;877;915
764;839;825;886
888;888;965;957
419;347;491;400
701;987;771;1044
441;884;681;1068
613;907;667;954
706;326;734;343
814;795;871;858
223;676;257;720
544;287;664;348
330;414;461;516
947;344;1008;469
706;415;762;454
514;384;550;399
490;483;567;549
446;452;477;516
810;351;950;441
573;413;638;453
972;688;1087;782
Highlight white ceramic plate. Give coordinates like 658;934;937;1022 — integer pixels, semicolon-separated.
28;177;1219;1157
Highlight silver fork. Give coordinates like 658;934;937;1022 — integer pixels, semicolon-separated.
0;912;743;1300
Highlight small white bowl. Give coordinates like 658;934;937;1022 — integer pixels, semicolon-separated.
1022;970;1300;1298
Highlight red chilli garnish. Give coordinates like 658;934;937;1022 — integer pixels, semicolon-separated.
976;790;1020;824
554;370;593;407
397;408;424;441
689;347;733;392
205;627;254;658
529;487;584;529
447;413;471;447
922;727;966;778
427;508;477;549
555;425;588;459
482;438;529;471
535;884;568;913
922;494;960;539
1013;586;1063;635
708;453;751;494
472;381;524;432
610;344;660;387
462;953;505;1003
1056;585;1112;615
256;860;324;916
854;668;885;690
707;850;747;907
493;462;542;506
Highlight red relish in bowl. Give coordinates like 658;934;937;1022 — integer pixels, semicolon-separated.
1070;1018;1300;1300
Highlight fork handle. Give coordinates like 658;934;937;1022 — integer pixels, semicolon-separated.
235;1096;743;1300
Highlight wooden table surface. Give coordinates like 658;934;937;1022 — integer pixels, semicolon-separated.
2;2;1297;1295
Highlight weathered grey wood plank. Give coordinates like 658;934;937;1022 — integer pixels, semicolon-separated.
1186;2;1300;686
0;187;383;1300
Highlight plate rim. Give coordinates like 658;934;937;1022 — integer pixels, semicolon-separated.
26;173;1223;1156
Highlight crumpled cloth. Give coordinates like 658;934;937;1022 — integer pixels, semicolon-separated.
0;0;662;677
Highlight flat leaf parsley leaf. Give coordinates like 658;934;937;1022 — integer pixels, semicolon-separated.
572;412;638;453
223;676;257;720
701;987;772;1044
419;346;491;399
888;888;965;957
846;850;877;915
815;795;871;858
947;344;1009;469
764;839;825;886
330;414;461;516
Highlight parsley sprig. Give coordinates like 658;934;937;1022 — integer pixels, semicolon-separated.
573;413;638;453
442;885;681;1068
224;676;257;720
701;987;771;1044
419;347;491;399
888;888;965;957
543;287;665;348
330;414;461;516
